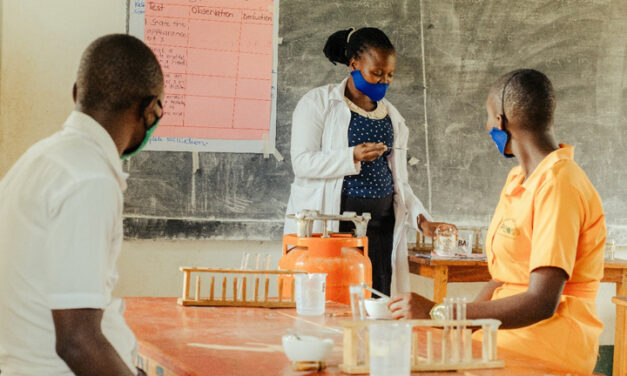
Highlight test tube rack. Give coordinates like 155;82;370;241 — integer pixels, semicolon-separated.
339;318;504;373
177;267;306;308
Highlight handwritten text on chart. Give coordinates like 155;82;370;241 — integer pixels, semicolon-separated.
143;0;275;141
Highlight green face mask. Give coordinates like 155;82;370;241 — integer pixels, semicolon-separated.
121;118;160;160
121;99;162;160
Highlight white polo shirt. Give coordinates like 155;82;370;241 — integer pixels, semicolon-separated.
0;111;136;374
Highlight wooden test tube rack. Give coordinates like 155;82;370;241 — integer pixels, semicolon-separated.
339;319;504;373
177;267;306;308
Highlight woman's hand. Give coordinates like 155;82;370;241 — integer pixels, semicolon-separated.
388;292;435;320
418;214;457;238
353;142;387;162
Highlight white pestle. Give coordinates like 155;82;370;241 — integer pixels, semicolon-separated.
360;283;390;299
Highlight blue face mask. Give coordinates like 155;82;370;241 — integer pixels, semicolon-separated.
350;70;389;102
490;71;520;159
489;127;514;158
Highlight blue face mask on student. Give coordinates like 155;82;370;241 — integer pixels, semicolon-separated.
350;70;389;102
490;72;520;159
489;127;514;158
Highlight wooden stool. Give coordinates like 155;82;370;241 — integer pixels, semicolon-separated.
613;296;627;376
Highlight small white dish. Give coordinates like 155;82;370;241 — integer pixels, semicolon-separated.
364;298;393;320
282;334;334;362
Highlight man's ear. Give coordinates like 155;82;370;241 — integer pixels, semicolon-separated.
495;114;506;130
72;83;77;104
138;97;155;121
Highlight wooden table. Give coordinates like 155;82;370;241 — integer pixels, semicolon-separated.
408;252;627;303
408;252;627;376
612;296;627;376
124;297;574;375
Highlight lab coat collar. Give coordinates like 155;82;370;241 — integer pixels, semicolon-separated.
330;77;350;102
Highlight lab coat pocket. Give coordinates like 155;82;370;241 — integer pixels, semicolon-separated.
286;183;324;215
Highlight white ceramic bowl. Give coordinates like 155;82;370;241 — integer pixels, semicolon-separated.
282;334;334;362
364;298;393;319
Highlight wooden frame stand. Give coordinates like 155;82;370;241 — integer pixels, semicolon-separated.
339;319;505;373
177;267;305;308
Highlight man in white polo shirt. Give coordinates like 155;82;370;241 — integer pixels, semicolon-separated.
0;34;163;375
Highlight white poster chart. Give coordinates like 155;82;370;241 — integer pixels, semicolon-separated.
129;0;279;154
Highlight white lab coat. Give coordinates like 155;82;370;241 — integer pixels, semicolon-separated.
284;78;432;295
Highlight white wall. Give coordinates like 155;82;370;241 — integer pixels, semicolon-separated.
0;0;622;348
0;0;127;175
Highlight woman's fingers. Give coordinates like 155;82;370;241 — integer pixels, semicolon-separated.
354;143;387;161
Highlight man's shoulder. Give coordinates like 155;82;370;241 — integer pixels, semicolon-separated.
9;131;122;204
43;129;119;183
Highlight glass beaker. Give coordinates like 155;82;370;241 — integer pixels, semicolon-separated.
294;273;327;316
369;322;412;376
605;239;616;261
434;225;458;256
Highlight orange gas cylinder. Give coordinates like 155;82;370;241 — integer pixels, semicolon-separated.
278;233;372;304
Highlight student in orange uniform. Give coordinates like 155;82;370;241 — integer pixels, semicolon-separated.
388;69;606;374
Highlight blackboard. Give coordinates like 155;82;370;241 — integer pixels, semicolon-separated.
123;0;627;242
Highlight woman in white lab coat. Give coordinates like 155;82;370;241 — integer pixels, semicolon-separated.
284;27;452;296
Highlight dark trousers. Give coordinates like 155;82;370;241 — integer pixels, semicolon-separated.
339;194;395;296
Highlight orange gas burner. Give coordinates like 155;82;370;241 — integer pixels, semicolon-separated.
279;211;373;304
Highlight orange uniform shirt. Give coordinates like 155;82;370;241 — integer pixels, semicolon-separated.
483;144;605;374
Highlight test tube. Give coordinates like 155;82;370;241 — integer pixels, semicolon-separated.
451;297;466;363
240;252;250;270
463;329;472;362
349;285;366;320
450;327;460;363
264;253;271;269
348;285;367;365
254;253;261;270
481;323;489;362
606;239;616;260
441;298;453;363
426;331;433;363
489;323;498;361
458;298;467;363
238;252;250;300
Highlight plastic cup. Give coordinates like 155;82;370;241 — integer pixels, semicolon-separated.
457;231;474;256
294;273;327;316
369;322;412;376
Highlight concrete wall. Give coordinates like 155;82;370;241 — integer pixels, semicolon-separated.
0;0;623;349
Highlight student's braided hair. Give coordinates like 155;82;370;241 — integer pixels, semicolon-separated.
323;27;394;66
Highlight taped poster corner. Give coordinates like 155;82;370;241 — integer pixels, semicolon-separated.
262;134;284;162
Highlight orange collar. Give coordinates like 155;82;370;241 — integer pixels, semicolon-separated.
504;144;574;196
